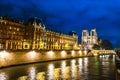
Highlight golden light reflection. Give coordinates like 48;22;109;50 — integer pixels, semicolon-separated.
61;61;66;78
64;66;71;79
47;64;54;80
54;68;61;79
17;76;28;80
28;67;36;80
78;58;83;67
78;58;83;75
36;72;45;80
61;51;67;57
84;58;88;72
71;60;78;78
0;72;8;80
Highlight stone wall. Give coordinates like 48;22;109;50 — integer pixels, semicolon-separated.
0;50;92;68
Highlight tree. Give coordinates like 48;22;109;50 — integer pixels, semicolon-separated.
100;40;113;50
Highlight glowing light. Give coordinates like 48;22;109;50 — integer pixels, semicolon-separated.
61;51;67;57
78;50;82;56
84;50;87;56
0;51;12;63
47;50;54;57
27;51;37;59
94;53;98;56
71;50;75;56
0;51;9;58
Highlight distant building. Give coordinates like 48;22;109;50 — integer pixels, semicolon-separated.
81;29;98;49
0;16;78;50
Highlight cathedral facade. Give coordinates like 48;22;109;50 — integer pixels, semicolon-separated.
81;29;98;49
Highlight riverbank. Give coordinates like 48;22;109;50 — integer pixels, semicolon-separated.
0;50;93;68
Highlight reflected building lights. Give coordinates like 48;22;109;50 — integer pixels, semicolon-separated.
83;58;88;72
17;76;28;80
28;67;36;80
78;58;83;67
112;55;115;61
47;64;54;80
83;57;89;80
78;58;83;77
0;72;8;80
71;60;76;78
36;72;45;80
61;61;66;78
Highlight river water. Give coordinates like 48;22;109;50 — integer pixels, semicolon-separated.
0;55;118;80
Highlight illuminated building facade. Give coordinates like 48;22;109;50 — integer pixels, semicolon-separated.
0;17;78;50
81;29;98;49
0;16;25;50
24;18;78;50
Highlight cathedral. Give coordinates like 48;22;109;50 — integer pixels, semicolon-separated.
81;29;98;49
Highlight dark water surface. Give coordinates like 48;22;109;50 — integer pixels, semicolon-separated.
0;55;118;80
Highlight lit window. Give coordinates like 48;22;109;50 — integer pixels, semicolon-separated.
17;28;19;31
9;27;11;29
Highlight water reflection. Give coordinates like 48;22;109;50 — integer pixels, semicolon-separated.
0;55;116;80
28;67;36;80
71;60;78;79
0;72;8;80
36;72;45;80
47;64;54;80
61;61;66;79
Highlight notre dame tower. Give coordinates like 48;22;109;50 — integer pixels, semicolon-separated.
82;29;98;49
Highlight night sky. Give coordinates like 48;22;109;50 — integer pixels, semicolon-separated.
0;0;120;48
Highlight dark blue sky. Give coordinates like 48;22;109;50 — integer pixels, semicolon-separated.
0;0;120;48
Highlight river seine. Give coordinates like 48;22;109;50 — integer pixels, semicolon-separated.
0;55;119;80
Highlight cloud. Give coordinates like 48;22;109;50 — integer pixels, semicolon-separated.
0;0;120;47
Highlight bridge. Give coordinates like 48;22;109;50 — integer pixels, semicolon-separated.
90;50;116;56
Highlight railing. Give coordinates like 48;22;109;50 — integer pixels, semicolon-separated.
91;50;116;55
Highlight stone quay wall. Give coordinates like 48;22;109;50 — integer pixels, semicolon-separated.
0;50;92;68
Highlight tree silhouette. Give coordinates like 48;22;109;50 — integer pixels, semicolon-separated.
100;40;113;50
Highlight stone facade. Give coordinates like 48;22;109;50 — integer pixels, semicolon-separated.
0;16;78;50
81;29;98;49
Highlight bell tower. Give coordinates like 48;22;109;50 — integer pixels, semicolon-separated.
82;30;89;44
90;29;98;44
